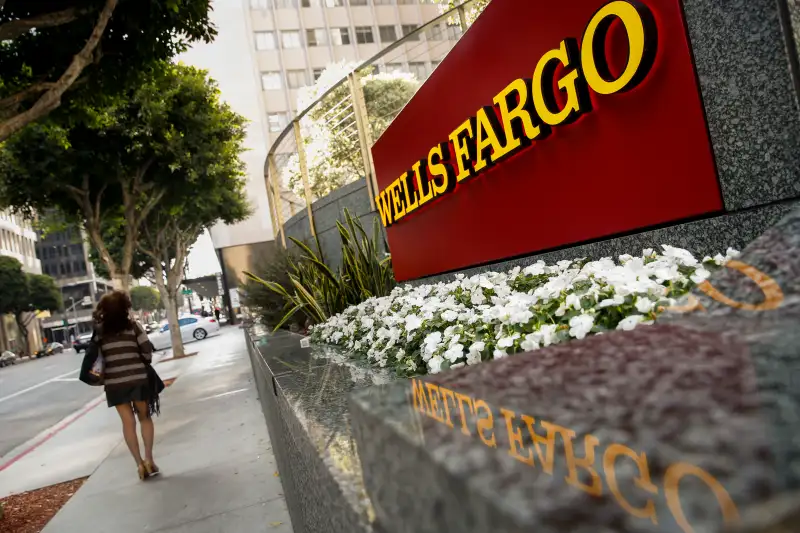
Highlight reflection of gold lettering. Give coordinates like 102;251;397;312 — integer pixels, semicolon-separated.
500;408;534;465
474;399;496;448
438;386;457;428
664;462;740;533
604;444;659;524
665;260;784;314
411;379;430;415
410;385;741;532
697;260;784;311
454;391;474;436
520;415;574;475
564;433;603;496
425;383;445;423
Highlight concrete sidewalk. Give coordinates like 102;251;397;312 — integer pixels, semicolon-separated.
42;328;293;533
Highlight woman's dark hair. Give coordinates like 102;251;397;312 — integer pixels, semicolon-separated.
93;291;134;335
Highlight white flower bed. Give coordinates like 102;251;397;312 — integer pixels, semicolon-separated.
310;246;740;376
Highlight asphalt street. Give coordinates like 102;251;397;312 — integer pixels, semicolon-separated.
0;350;100;457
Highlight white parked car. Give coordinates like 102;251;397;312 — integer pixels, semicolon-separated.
0;350;18;367
148;315;221;351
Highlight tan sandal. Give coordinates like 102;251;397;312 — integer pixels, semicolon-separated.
137;463;149;480
144;460;160;477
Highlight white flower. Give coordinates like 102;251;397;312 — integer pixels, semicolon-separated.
565;293;582;311
443;343;464;362
520;333;540;352
405;314;423;332
642;248;654;257
661;245;698;267
493;349;508;359
568;314;594;339
635;298;655;314
441;309;459;322
395;348;405;361
496;335;517;348
470;290;486;305
690;267;711;284
617;315;646;331
725;248;740;261
428;356;444;374
597;295;625;308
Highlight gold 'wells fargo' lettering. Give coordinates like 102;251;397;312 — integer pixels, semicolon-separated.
376;0;658;227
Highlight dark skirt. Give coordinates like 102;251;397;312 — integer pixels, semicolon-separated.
106;382;152;408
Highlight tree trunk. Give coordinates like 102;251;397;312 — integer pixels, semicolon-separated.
153;261;185;358
15;312;30;357
112;272;130;292
164;291;185;358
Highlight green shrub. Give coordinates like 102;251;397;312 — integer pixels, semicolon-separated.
241;247;306;331
244;209;395;330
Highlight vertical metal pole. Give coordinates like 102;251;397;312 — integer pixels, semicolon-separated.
268;155;287;248
457;4;469;33
348;72;378;211
264;177;280;244
293;121;317;238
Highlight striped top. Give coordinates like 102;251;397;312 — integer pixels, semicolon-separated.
99;322;154;389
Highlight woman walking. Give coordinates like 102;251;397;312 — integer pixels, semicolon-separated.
93;291;161;480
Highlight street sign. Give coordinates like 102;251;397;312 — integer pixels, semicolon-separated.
229;288;240;309
181;289;193;295
216;273;224;296
62;319;69;326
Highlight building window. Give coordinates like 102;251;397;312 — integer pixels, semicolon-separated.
378;25;397;42
374;0;393;4
250;0;268;8
398;0;417;4
432;59;442;71
254;31;276;50
355;26;374;44
401;24;420;41
306;28;327;46
267;113;288;132
60;263;66;275
349;0;368;5
446;23;462;40
302;0;323;6
261;71;283;90
281;30;302;49
331;27;351;45
286;69;309;89
325;0;345;6
385;62;404;74
313;68;324;80
275;0;298;7
426;23;444;41
409;61;428;80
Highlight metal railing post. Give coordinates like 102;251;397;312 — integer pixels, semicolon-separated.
293;121;317;238
347;71;378;211
268;154;287;248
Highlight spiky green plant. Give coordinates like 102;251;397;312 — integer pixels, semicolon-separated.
243;209;394;330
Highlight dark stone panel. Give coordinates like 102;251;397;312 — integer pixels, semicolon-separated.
411;200;798;286
683;0;800;209
246;329;395;533
350;207;800;533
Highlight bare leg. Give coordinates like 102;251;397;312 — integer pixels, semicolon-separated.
134;401;155;463
115;404;142;465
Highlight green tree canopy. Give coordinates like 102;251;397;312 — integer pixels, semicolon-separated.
0;256;62;354
432;0;488;25
0;0;216;142
0;63;239;291
130;286;160;312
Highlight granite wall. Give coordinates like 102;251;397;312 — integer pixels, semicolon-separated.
283;179;385;270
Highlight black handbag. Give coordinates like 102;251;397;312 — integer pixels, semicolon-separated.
137;336;165;417
78;331;104;386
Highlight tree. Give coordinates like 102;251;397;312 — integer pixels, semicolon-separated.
0;0;216;142
88;219;152;281
0;257;62;355
137;78;250;358
432;0;488;25
286;65;419;199
130;286;160;313
0;63;236;291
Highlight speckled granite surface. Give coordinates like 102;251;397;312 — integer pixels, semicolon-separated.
246;329;394;533
350;207;800;533
683;0;800;210
412;200;798;286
